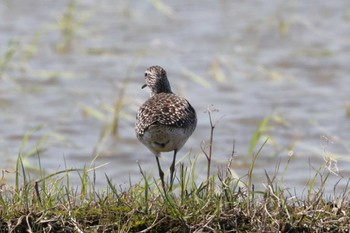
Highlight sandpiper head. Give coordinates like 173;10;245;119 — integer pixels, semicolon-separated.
142;66;172;96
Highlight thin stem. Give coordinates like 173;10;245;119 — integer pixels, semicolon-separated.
207;110;214;182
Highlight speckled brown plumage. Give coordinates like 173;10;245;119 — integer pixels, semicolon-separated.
135;65;197;192
135;92;197;136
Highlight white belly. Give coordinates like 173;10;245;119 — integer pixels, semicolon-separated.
139;124;191;155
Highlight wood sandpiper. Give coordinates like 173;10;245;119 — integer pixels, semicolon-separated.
135;66;197;192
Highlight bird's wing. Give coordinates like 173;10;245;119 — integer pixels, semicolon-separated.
135;93;196;135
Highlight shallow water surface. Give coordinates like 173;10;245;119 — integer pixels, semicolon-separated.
0;0;349;194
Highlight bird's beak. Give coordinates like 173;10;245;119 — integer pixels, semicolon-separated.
141;84;147;89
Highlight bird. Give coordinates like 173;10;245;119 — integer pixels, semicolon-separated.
135;65;197;192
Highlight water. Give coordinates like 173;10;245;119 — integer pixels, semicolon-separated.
0;0;349;194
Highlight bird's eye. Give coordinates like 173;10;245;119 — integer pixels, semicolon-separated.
144;72;147;77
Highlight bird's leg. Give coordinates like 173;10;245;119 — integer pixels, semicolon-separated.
155;156;166;194
169;149;177;191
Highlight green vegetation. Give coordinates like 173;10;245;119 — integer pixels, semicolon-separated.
54;0;90;53
1;112;349;233
1;1;349;232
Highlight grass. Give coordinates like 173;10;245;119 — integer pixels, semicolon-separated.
54;0;91;53
91;51;145;155
1;1;349;231
1;113;350;233
0;40;19;78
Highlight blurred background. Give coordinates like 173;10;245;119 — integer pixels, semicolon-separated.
0;0;349;194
